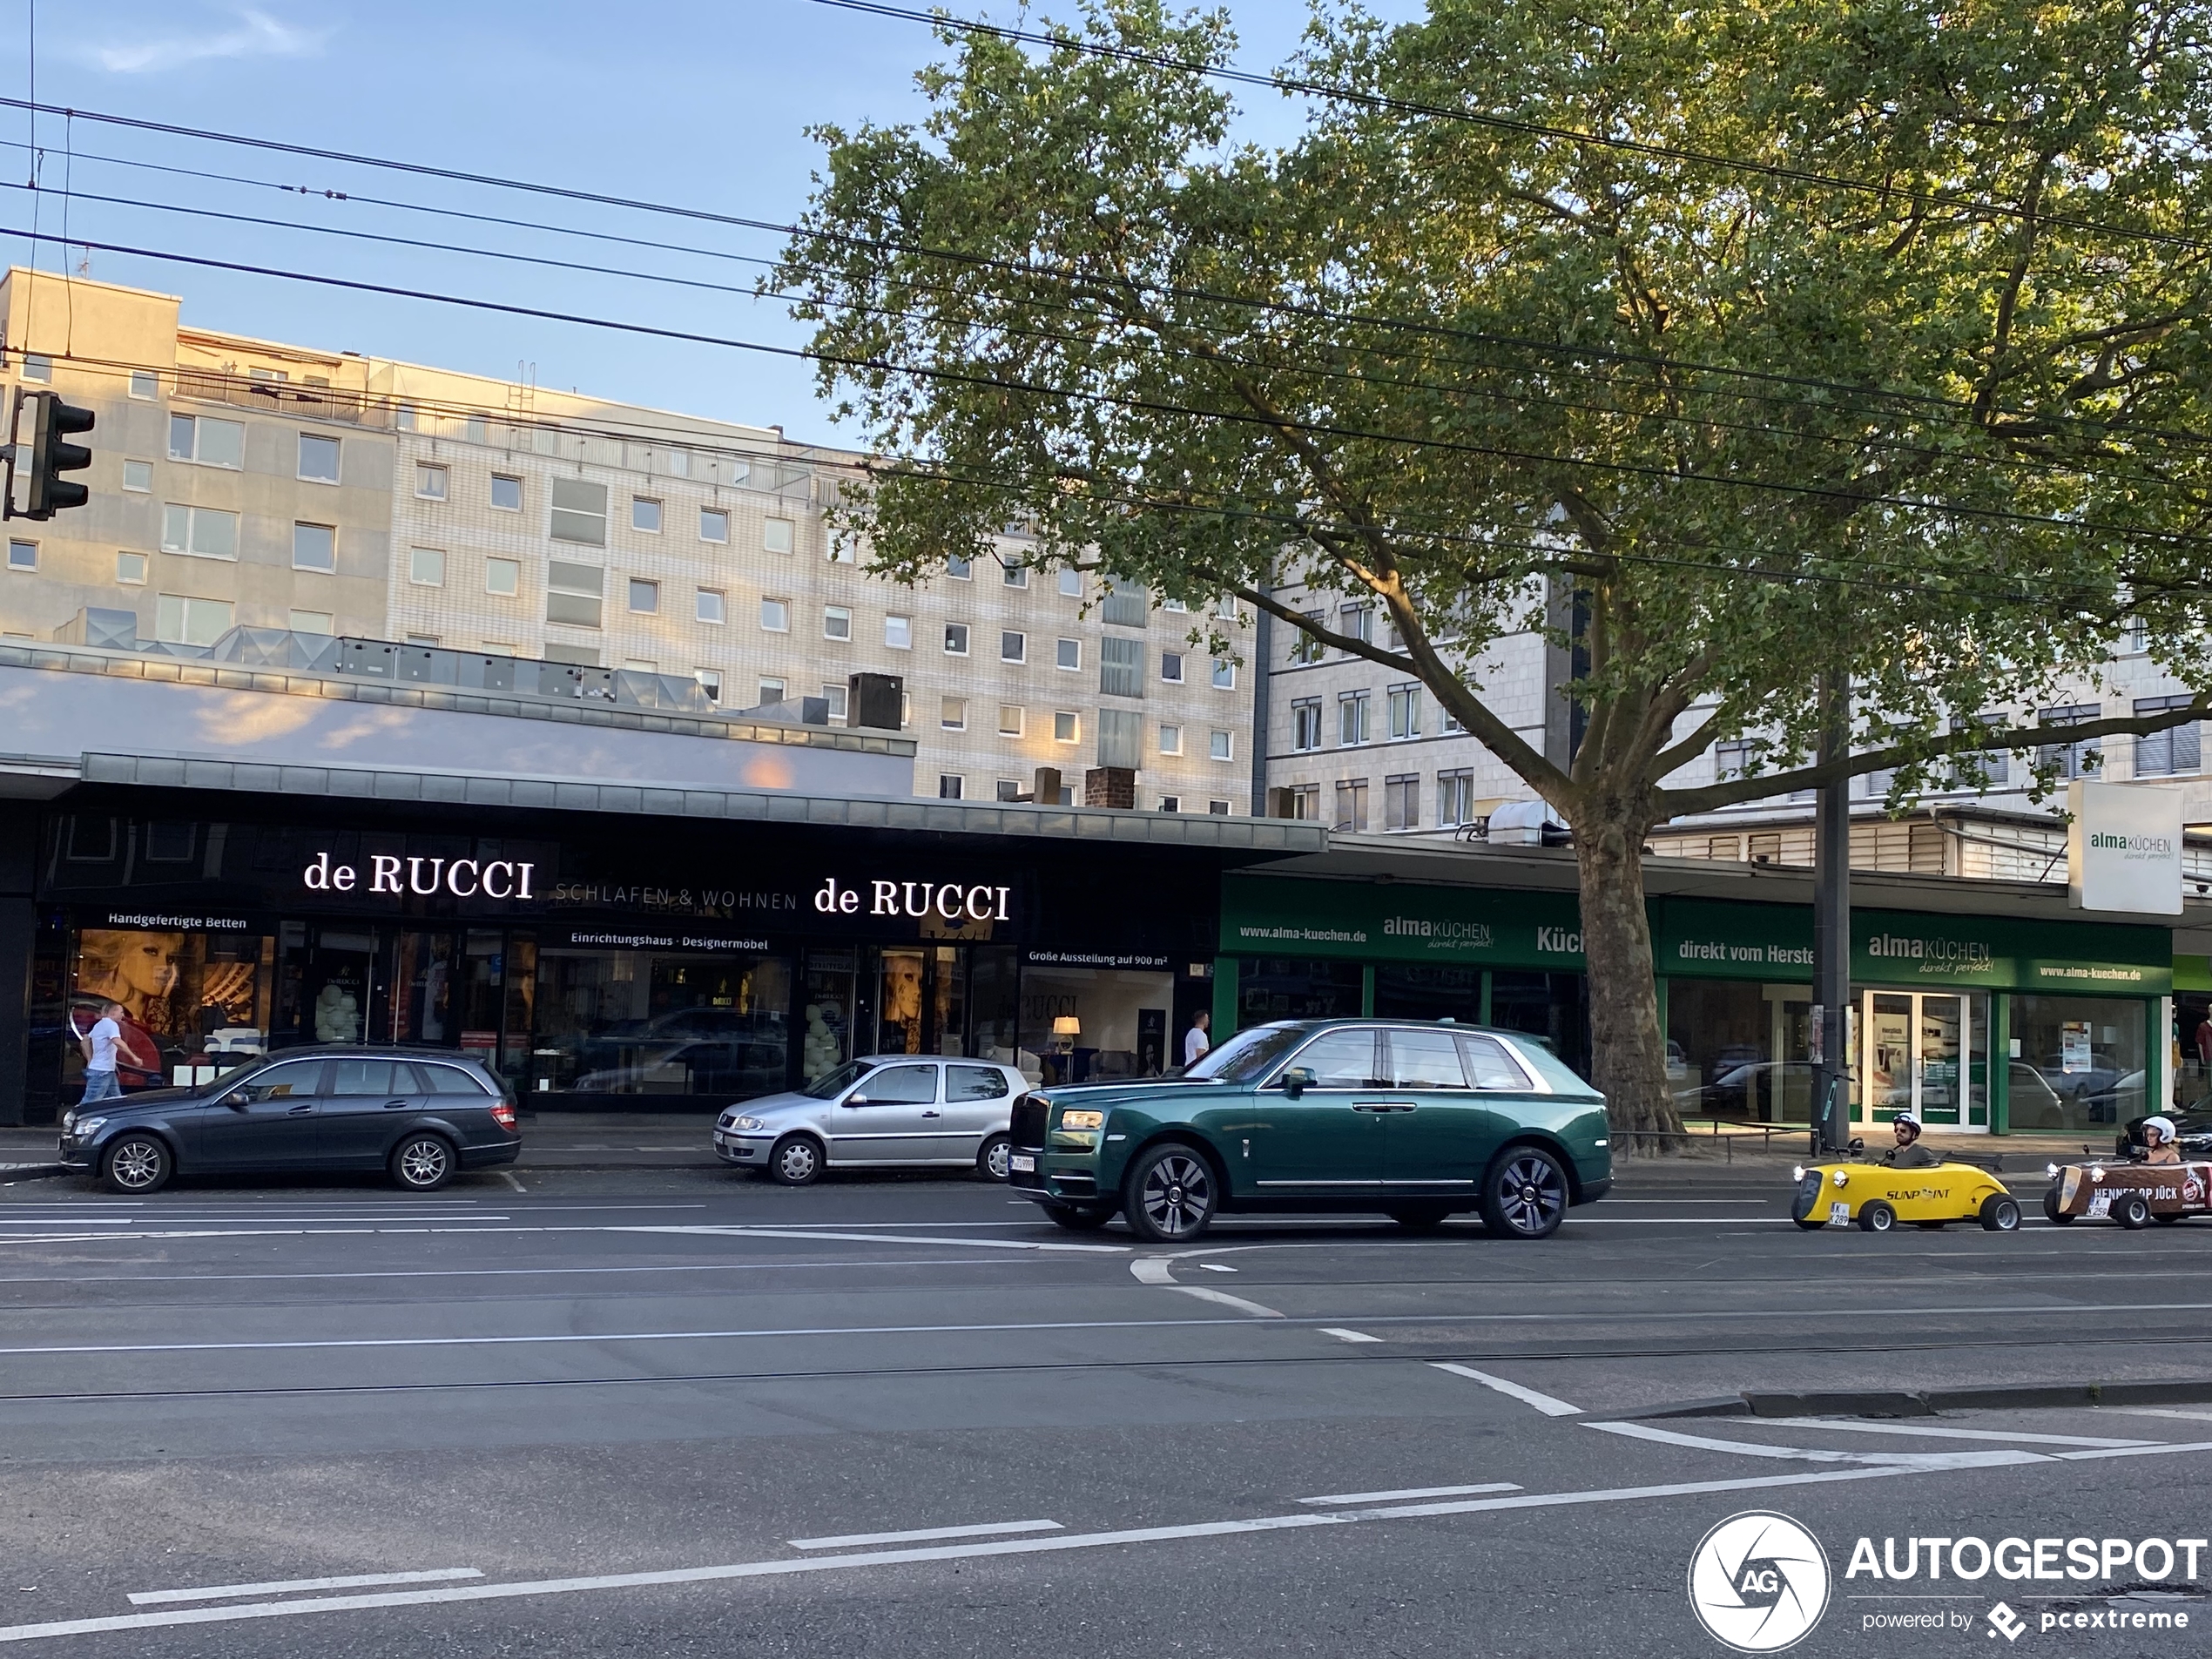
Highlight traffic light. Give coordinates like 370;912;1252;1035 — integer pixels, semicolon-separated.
18;389;94;519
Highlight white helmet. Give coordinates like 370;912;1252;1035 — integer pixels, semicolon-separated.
2145;1116;2177;1145
1892;1109;1921;1134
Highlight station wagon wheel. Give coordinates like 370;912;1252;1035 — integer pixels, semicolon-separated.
102;1133;171;1195
768;1133;825;1187
1857;1199;1896;1233
1480;1147;1568;1240
2042;1188;2072;1224
1123;1144;1217;1242
2113;1192;2152;1230
1978;1194;2021;1232
389;1134;455;1191
976;1133;1012;1182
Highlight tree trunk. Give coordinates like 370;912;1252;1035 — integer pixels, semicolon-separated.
1571;799;1684;1156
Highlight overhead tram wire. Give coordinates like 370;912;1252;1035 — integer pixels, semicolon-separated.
0;92;2108;429
23;224;2212;556
806;0;2212;258
14;178;2196;496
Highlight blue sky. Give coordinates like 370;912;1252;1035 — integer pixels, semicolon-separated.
0;0;1413;445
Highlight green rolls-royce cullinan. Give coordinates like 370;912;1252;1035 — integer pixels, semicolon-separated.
1007;1018;1612;1241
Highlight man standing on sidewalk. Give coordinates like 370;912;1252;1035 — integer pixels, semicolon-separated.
78;1000;125;1103
1183;1010;1211;1070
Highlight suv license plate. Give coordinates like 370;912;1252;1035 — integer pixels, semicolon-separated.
1010;1153;1035;1174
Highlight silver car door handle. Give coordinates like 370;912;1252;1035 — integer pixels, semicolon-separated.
921;1109;941;1118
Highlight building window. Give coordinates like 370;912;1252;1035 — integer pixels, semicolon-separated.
1055;637;1082;671
1100;635;1143;698
947;554;973;580
154;594;233;646
1159;795;1181;813
699;508;730;543
128;369;158;399
1384;773;1420;831
763;517;795;554
415;462;449;501
1387;684;1421;740
1291;698;1323;752
1158;723;1183;757
696;587;725;624
628;577;659;614
763;597;792;633
1208;800;1231;815
632;496;663;533
289;610;334;635
1212;596;1239;621
1003;559;1028;588
1289;611;1325;664
1278;782;1321;820
885;614;913;650
1339;689;1372;745
115;550;147;585
297;434;341;484
410;633;444;649
822;684;849;725
6;540;34;572
941;696;968;732
550;477;606;544
486;557;520;597
995;779;1022;802
2135;696;2202;777
999;705;1025;737
758;678;786;705
1100;577;1147;628
292;523;336;572
19;354;51;384
121;459;152;493
2037;704;2103;779
822;604;850;639
1949;714;2009;787
939;774;965;800
1211;658;1237;690
1714;738;1753;781
546;560;604;627
159;504;239;559
944;622;970;656
167;414;243;469
491;474;523;511
1339;602;1373;644
1001;631;1026;664
1054;711;1079;744
1210;730;1233;762
694;669;722;700
1335;778;1370;833
1057;567;1082;597
1160;651;1184;684
1097;707;1143;769
1437;769;1475;827
409;547;446;587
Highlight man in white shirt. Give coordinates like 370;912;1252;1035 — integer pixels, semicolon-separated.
78;1001;125;1103
1183;1010;1211;1069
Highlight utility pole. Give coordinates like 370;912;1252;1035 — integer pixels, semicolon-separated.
1811;672;1851;1153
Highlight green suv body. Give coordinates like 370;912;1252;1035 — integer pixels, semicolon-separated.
1007;1018;1611;1241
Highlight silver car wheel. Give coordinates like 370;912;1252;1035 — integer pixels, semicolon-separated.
1494;1151;1565;1236
1139;1151;1214;1238
773;1136;822;1185
982;1136;1011;1181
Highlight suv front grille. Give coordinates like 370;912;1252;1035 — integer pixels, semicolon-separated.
1010;1095;1049;1150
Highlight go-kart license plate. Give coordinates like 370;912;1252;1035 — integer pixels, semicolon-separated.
2086;1191;2112;1219
1829;1200;1850;1224
1010;1153;1035;1174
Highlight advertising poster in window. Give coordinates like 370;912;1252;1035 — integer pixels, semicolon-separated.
67;929;269;1089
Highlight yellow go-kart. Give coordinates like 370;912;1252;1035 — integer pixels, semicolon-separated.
1791;1156;2021;1233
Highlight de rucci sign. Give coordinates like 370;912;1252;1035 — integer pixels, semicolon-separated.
302;851;537;899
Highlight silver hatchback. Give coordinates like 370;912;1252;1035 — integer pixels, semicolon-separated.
713;1055;1027;1184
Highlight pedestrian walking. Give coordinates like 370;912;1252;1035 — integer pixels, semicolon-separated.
78;999;126;1103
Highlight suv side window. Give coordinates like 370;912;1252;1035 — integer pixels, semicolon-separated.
1460;1035;1532;1090
239;1059;324;1101
1285;1029;1380;1088
1386;1028;1469;1089
947;1064;1010;1100
854;1063;939;1104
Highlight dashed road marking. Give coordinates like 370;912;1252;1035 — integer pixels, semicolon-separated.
130;1568;482;1606
1296;1483;1518;1506
1318;1328;1382;1344
788;1520;1061;1550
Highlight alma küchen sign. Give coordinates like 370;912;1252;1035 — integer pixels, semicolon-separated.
2067;781;2185;916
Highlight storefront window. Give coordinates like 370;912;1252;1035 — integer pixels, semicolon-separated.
529;947;791;1096
1490;971;1589;1079
969;947;1026;1080
800;949;860;1083
1667;981;1814;1123
1022;965;1173;1087
2008;995;2146;1132
68;925;273;1090
1372;964;1482;1023
2178;994;2212;1111
1238;958;1362;1027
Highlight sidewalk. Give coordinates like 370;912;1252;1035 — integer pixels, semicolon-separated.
1615;1127;2121;1185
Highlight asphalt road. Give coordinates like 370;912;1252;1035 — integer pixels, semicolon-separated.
4;1160;2212;1657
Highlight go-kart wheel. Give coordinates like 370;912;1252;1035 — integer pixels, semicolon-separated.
1979;1194;2021;1232
1791;1217;1825;1231
1857;1200;1896;1233
2042;1188;2072;1224
2113;1192;2152;1230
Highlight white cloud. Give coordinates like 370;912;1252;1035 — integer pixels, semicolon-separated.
79;9;332;75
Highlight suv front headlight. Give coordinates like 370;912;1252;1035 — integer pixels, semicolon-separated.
1060;1109;1106;1131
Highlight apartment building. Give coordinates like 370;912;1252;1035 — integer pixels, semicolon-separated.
0;267;1255;813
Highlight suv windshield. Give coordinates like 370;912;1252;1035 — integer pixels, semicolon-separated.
1185;1023;1308;1084
801;1059;874;1100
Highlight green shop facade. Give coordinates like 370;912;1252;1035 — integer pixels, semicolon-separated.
1214;873;2191;1136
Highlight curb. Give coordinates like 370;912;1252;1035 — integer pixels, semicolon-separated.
1608;1379;2212;1420
0;1162;68;1181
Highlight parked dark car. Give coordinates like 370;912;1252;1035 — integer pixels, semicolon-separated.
57;1047;520;1194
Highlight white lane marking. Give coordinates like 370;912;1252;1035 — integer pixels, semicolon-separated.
1297;1483;1518;1506
1757;1418;2154;1448
0;1461;2080;1646
499;1173;526;1194
618;1225;1125;1254
2109;1407;2212;1426
1130;1258;1177;1285
1126;1251;1282;1317
129;1568;482;1606
1163;1285;1285;1318
1431;1362;1581;1418
0;1224;1127;1251
1319;1328;1382;1344
788;1520;1061;1550
1587;1420;2043;1470
1197;1263;1238;1272
0;1258;1058;1287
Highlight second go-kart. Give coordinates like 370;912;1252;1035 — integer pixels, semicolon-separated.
1791;1157;2020;1233
2042;1158;2212;1228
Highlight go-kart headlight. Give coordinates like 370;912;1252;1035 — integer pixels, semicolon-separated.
1791;1165;1805;1182
2047;1163;2060;1178
1832;1170;1849;1188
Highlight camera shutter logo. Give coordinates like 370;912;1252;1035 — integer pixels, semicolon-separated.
1687;1511;1831;1652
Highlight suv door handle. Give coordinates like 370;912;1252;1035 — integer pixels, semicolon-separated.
1353;1102;1417;1112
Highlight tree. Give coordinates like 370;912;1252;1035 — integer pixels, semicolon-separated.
777;0;2212;1141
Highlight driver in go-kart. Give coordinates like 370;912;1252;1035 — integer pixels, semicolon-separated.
2141;1116;2182;1165
1876;1108;1941;1170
